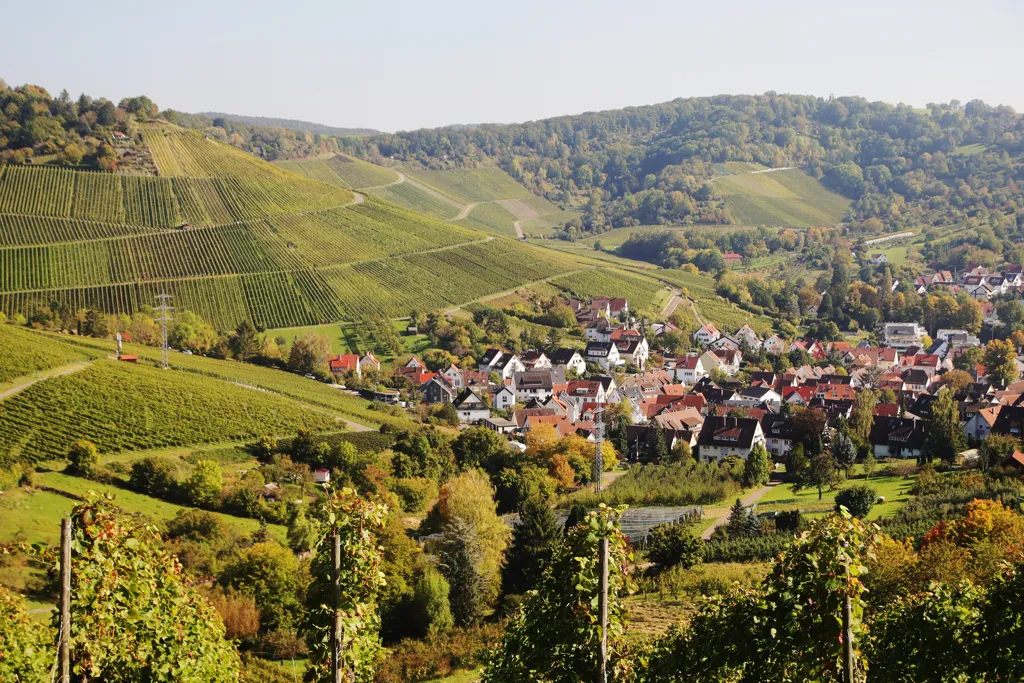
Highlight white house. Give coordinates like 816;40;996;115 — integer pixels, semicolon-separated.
964;406;999;442
549;348;587;375
442;364;465;389
359;353;380;374
452;389;490;424
512;370;555;402
491;385;517;412
763;334;788;355
672;351;719;384
693;323;721;347
616;337;649;370
696;416;766;462
735;324;762;350
585;341;621;370
883;323;926;350
710;335;742;352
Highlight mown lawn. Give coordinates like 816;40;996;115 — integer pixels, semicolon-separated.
756;466;916;520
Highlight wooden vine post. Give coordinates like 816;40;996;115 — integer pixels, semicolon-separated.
331;531;342;683
59;516;72;683
597;537;609;683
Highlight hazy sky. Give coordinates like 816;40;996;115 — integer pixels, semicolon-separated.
3;0;1022;132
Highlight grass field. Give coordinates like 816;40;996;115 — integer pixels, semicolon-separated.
521;209;581;235
714;168;850;228
269;320;432;368
954;143;988;156
756;466;916;521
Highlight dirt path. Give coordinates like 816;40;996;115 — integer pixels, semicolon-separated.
513;219;524;239
0;361;93;402
661;289;682;318
700;478;781;540
444;266;594;315
450;201;479;222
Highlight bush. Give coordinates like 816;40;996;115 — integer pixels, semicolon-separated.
774;510;803;532
374;622;506;683
646;521;702;569
67;439;99;478
129;456;180;498
205;587;261;642
563;460;742;508
393;476;439;513
257;628;308;659
702;533;795;563
835;484;877;518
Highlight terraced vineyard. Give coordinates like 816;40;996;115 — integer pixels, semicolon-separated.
458;201;518;237
1;120;598;329
275;154;399;190
405;167;534;204
713;168;850;228
364;181;461;220
0;325;102;383
0;358;337;465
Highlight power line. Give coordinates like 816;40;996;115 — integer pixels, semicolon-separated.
154;293;173;370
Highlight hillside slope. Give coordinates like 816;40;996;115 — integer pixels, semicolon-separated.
713;166;850;228
0;125;587;329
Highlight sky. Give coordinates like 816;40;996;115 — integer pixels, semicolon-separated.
2;0;1022;132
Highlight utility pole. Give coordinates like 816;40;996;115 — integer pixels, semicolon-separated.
331;532;342;683
59;517;71;683
593;407;605;492
155;293;173;370
597;537;609;683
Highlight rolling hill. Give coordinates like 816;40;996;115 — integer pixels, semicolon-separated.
195;112;378;136
0;125;587;330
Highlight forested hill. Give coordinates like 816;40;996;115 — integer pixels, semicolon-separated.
195;112;378;136
343;94;1024;238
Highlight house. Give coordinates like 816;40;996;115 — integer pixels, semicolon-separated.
615;337;649;370
710;335;742;353
723;253;743;266
481;416;517;434
964;405;1000;442
520;350;551;369
814;383;857;402
549;348;587;375
329;354;362;377
492;353;526;380
594;296;629;317
313;469;331;484
711;348;742;375
764;334;788;355
490;385;517;412
584;318;616;342
992;406;1024;438
512;370;555;402
693;323;721;347
405;356;425;369
883;323;926;350
585;341;621;369
452;389;490;424
902;368;932;394
762;415;795;459
735;324;762;350
672;351;719;385
783;385;817;406
696;416;766;462
423;374;457;404
442;364;465;389
359;353;380;374
566;379;607;408
870;417;926;459
732;386;782;411
870;253;888;264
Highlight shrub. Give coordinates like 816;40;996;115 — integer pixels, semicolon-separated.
835;484;877;518
412;566;454;637
67;439;99;478
205;587;261;642
702;533;795;563
374;623;505;683
129;456;180;498
258;628;308;660
393;476;439;513
646;521;702;570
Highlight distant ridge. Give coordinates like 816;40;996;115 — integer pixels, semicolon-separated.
197;112;378;136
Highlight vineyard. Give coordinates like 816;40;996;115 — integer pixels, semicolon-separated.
713;168;850;228
0;358;338;465
275;155;400;191
405;168;534;203
44;334;416;430
364;181;461;220
458;202;519;237
550;268;667;313
651;268;776;335
0;326;102;383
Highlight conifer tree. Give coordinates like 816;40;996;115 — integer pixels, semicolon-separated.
502;497;560;595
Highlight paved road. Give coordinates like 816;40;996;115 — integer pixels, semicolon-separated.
701;478;781;540
661;289;683;317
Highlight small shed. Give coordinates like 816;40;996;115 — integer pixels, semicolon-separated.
118;354;138;363
313;469;331;484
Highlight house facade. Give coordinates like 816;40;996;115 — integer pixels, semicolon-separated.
696;416;765;462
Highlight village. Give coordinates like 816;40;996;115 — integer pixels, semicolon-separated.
320;267;1024;473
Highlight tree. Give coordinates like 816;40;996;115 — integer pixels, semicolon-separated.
984;339;1018;386
222;541;301;634
483;506;632;682
453;426;511;473
287;333;331;377
726;498;758;537
743;443;772;488
848;389;878;449
301;488;387;683
647;423;670;463
231;320;260;361
647;521;702;569
129;456;179;497
65;496;240;682
412;565;454;637
924;387;965;464
831;425;858;476
501;497;560;595
563;504;587;533
184;459;223;507
437;517;489;627
286;502;320;553
862;451;877;479
789;408;829;457
939;369;974;393
796;453;844;500
67;439;99;478
979;433;1020;472
835;485;877;518
432;470;510;610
